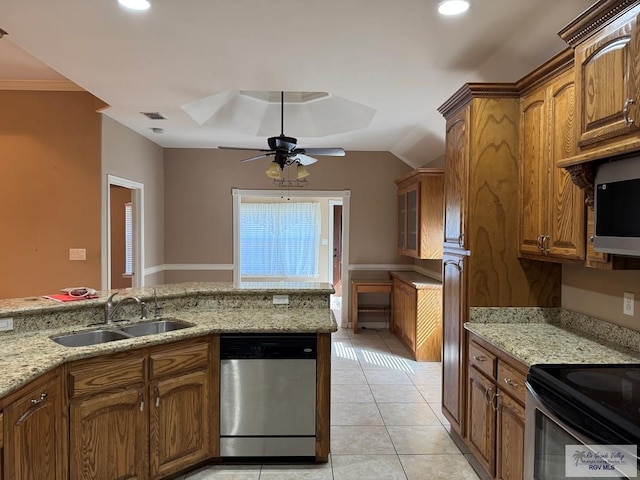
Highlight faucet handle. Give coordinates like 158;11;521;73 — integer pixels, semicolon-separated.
140;302;147;320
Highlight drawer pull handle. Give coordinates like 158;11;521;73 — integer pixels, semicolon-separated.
492;392;500;411
504;378;520;389
139;392;145;412
155;387;160;408
623;98;635;125
473;355;487;362
15;393;48;426
484;387;493;405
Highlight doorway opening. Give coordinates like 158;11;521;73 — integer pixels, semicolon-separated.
104;175;144;290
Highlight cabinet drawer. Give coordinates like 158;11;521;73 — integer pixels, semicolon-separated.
69;352;145;397
150;339;210;379
469;342;496;379
497;361;526;404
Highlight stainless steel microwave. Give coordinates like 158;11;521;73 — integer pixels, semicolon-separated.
594;156;640;257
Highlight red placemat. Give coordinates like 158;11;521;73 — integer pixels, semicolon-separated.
43;293;99;302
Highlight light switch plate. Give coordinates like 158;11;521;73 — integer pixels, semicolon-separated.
0;318;14;331
273;295;289;305
69;248;86;261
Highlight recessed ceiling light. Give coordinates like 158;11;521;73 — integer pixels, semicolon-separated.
118;0;150;11
438;0;470;16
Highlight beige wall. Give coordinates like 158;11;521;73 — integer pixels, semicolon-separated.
0;90;102;298
562;264;640;331
101;116;165;286
163;149;414;283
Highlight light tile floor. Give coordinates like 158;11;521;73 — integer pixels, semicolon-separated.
179;327;480;480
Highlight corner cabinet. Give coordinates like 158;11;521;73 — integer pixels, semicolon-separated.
519;54;586;263
395;168;444;259
2;370;66;480
438;85;561;437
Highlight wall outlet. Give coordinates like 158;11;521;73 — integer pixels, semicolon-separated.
273;295;289;305
69;248;86;260
624;292;635;316
0;318;14;332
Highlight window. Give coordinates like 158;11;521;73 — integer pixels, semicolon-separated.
240;202;320;277
124;202;133;276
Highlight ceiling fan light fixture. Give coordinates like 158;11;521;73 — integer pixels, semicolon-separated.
266;162;282;179
118;0;150;11
437;0;470;16
296;164;310;180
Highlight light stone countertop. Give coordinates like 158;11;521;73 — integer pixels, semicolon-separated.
0;281;334;316
389;271;442;289
465;322;640;367
0;306;337;399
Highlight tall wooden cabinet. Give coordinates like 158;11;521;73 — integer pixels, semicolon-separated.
395;168;444;259
2;370;65;480
438;85;561;437
519;53;585;263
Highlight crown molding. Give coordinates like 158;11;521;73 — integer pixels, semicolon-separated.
0;79;83;91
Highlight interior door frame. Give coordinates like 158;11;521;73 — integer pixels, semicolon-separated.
328;199;343;296
232;189;351;327
103;175;145;290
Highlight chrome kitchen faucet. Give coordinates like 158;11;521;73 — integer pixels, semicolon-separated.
104;292;146;324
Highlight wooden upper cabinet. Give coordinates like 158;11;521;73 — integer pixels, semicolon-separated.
575;10;640;148
519;57;585;263
443;106;469;250
395;168;444;259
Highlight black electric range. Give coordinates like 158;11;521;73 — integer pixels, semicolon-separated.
527;364;640;447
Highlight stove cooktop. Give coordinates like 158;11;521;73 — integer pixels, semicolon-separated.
528;364;640;445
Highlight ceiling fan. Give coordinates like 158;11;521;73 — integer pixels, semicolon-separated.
218;91;346;174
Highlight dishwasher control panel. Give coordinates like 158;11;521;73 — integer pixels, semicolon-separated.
220;333;317;360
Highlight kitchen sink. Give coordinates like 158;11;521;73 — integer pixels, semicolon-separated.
117;319;192;337
51;319;194;347
51;329;131;348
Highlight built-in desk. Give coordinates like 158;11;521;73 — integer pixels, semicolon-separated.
350;279;393;334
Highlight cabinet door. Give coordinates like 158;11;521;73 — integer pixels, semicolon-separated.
4;376;64;480
70;387;148;480
400;282;416;350
576;11;640;148
397;191;407;251
442;252;467;434
467;367;496;477
519;87;548;258
547;72;585;261
443;107;469;250
496;393;525;480
149;370;211;480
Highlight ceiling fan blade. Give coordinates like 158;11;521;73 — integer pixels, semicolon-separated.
291;154;318;166
240;152;275;163
218;146;272;152
296;147;345;157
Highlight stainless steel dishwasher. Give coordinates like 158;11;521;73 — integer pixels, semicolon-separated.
219;333;317;458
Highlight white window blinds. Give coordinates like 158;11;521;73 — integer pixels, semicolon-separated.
124;202;133;276
240;202;320;277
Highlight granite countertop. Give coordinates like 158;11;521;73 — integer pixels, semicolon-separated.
0;306;337;399
0;281;335;316
389;271;441;289
465;322;640;366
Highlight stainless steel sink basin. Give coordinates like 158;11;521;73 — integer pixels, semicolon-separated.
52;329;131;348
117;319;192;337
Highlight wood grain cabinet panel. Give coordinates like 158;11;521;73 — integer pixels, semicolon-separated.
150;370;211;479
467;367;496;476
574;9;640;149
3;374;65;480
519;65;585;263
443;107;469;251
496;392;525;480
391;276;442;362
395;168;444;259
69;387;148;480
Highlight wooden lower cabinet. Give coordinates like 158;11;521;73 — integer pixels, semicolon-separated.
465;334;526;480
3;372;65;480
149;339;212;480
391;273;442;362
467;367;496;476
70;386;148;480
